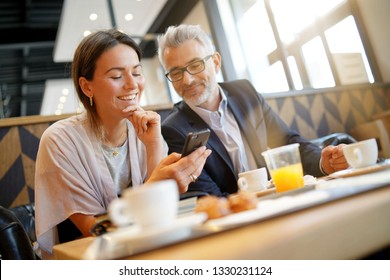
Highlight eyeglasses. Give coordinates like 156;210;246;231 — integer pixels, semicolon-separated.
165;54;213;82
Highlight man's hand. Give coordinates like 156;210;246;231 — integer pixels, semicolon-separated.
321;144;349;174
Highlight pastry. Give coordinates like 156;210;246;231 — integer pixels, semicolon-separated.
228;191;258;213
194;195;231;219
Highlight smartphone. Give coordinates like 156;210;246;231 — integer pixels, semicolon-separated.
181;129;211;157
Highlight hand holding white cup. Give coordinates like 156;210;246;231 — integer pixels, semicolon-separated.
108;179;179;228
237;167;268;192
342;138;378;168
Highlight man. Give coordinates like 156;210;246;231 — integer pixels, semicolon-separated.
157;24;348;196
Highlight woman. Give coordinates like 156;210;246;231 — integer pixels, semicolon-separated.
35;29;211;258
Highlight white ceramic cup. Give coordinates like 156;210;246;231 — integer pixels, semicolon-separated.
237;167;268;192
342;138;378;168
108;179;179;228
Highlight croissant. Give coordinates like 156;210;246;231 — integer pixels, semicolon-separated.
194;195;231;219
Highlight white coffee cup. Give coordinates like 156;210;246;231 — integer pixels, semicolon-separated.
237;167;268;192
108;179;179;228
342;138;378;168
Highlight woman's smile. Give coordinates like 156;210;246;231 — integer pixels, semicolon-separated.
118;93;138;103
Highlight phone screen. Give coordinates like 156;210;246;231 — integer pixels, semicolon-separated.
181;129;211;157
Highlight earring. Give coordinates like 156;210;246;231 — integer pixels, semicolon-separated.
89;96;93;107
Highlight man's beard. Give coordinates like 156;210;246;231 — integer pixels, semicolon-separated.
183;84;211;107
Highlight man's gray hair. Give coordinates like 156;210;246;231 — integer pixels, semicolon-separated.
157;24;215;69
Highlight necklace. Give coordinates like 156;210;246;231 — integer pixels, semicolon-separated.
112;139;128;157
104;128;128;157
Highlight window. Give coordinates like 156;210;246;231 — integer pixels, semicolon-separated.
213;0;378;94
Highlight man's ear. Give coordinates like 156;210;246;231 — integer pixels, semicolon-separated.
79;77;93;98
212;52;222;73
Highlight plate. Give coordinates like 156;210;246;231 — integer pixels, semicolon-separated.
178;196;198;217
254;188;276;197
257;184;316;201
328;162;390;179
84;212;207;259
204;190;330;230
254;175;319;198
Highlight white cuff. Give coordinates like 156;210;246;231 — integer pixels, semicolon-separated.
319;158;327;175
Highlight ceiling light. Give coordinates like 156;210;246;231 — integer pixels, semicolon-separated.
60;96;67;103
54;0;112;62
54;0;167;62
125;14;134;21
111;0;167;36
89;13;98;21
41;79;80;116
83;30;92;37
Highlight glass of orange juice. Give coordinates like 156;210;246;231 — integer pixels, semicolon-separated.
261;143;304;192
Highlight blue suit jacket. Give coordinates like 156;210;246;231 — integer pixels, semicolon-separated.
161;79;322;196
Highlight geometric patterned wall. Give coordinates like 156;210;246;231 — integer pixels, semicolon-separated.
0;123;50;208
266;84;390;139
0;84;389;208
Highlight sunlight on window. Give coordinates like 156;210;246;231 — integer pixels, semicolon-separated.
235;0;276;57
302;36;335;88
217;0;372;93
233;0;283;91
270;0;345;44
217;0;249;78
254;61;289;93
325;16;374;83
287;56;303;90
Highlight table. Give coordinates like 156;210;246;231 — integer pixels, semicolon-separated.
53;170;390;260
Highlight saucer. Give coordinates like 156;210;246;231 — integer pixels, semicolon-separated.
328;161;390;179
84;212;207;259
257;184;316;201
255;176;319;200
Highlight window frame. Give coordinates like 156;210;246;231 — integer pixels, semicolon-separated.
204;0;382;94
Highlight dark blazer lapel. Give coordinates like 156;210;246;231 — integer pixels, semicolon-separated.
180;102;236;174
